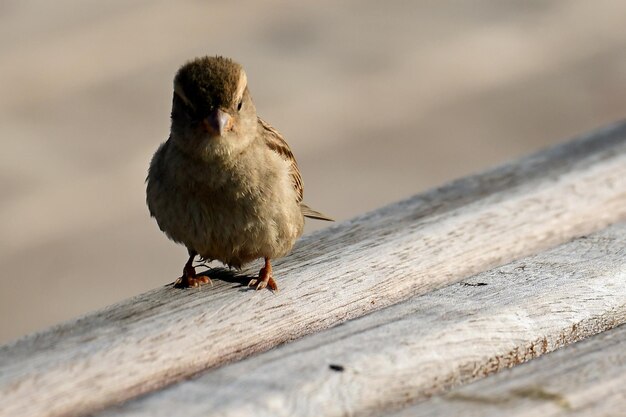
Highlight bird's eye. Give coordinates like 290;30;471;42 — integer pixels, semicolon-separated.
237;99;243;112
173;93;196;116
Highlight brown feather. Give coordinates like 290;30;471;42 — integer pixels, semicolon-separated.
300;204;334;221
174;56;243;114
259;117;304;203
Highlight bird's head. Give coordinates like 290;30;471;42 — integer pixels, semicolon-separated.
170;56;258;159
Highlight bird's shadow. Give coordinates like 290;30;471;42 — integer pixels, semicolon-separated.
166;266;258;292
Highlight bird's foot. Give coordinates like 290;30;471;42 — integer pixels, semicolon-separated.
248;275;278;291
248;259;278;291
174;275;211;288
174;262;212;288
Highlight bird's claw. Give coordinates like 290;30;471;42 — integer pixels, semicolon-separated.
248;275;278;292
174;275;212;288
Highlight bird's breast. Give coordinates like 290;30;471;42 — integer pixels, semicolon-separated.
148;144;304;267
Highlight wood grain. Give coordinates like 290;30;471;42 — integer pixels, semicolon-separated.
97;223;626;417
1;123;626;417
393;324;626;417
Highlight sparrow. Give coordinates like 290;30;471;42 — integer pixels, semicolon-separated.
146;56;332;291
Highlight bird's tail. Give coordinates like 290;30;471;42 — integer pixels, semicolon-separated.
301;204;334;222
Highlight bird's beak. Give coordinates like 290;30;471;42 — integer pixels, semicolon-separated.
202;109;232;136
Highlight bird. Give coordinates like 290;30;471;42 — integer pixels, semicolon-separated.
146;56;333;291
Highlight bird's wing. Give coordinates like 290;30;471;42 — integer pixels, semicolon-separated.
259;117;304;203
259;117;334;222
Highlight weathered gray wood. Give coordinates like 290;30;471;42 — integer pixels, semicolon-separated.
393;324;626;417
1;123;626;417
96;223;626;417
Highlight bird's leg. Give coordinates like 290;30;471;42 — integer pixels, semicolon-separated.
248;257;278;291
174;250;211;288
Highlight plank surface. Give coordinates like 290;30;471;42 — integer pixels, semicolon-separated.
1;123;626;417
98;223;626;417
5;0;626;346
394;324;626;417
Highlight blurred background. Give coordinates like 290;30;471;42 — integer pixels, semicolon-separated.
1;0;625;344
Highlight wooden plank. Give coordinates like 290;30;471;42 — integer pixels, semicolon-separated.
394;324;626;417
1;123;626;417
94;222;626;417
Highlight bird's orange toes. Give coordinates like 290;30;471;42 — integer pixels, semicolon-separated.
175;275;211;288
247;276;278;291
173;253;212;288
248;264;278;291
248;258;278;291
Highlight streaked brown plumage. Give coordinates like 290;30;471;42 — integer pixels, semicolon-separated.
146;56;332;291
